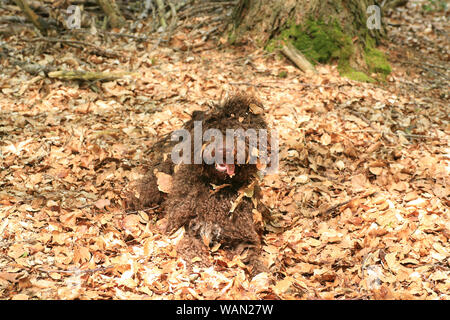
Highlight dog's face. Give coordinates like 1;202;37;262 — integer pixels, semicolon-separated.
182;94;269;186
192;137;256;186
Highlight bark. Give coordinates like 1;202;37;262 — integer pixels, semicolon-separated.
230;0;393;77
97;0;126;28
230;0;385;45
12;0;48;35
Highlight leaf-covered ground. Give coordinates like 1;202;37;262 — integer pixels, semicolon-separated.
0;1;448;299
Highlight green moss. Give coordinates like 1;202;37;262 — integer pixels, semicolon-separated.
422;0;448;12
228;31;237;45
338;62;375;82
364;36;391;77
266;18;391;83
276;19;353;66
265;39;280;53
278;71;288;78
295;20;351;64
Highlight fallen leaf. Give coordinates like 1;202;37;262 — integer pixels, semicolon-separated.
95;198;110;209
156;172;172;193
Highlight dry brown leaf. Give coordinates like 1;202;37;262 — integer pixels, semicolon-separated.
95;198;111;210
156;172;173;193
73;246;91;264
273;277;293;295
369;167;383;175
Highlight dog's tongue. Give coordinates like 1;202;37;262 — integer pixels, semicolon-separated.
215;163;235;176
226;164;235;176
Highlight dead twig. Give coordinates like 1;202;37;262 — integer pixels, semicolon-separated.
318;190;378;218
124;205;160;215
48;70;136;81
290;190;378;227
229;81;349;90
27;37;119;58
70;29;150;42
37;265;115;274
0;15;27;24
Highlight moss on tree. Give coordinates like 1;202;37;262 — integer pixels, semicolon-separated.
266;18;390;82
364;36;392;76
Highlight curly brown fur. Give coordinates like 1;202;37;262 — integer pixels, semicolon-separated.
125;158;174;211
126;94;270;274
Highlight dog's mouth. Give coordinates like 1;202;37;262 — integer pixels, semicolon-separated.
212;146;236;177
215;163;235;176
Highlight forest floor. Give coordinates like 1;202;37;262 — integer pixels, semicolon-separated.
0;1;448;299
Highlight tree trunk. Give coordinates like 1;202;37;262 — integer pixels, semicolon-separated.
230;0;393;81
97;0;126;29
12;0;48;35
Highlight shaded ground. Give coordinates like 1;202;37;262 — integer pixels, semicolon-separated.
0;1;448;299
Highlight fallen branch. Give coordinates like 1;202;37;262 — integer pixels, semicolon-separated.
228;81;349;90
319;190;378;218
1;45;56;74
48;70;136;81
0;15;27;24
124;205;160;215
290;190;378;227
70;29;158;42
28;37;119;58
17;62;56;75
37;265;115;274
397;132;449;141
281;42;317;74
